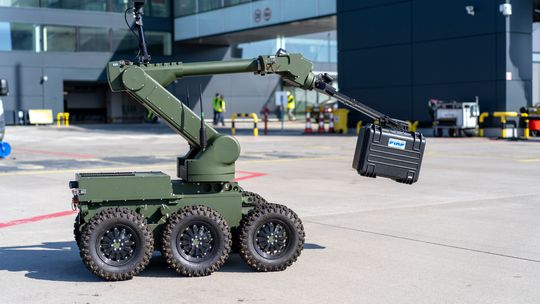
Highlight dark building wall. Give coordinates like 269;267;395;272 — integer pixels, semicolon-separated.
337;0;532;124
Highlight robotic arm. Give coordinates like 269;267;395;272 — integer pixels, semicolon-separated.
109;1;425;184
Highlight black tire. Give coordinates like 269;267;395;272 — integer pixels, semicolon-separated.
238;203;304;272
79;208;154;281
232;191;270;253
161;205;231;277
463;129;478;137
74;214;81;249
242;191;268;207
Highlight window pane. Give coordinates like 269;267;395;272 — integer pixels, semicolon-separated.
0;22;37;51
198;0;221;13
11;23;36;51
224;0;250;7
44;25;76;52
111;29;138;55
109;0;129;13
42;0;107;11
0;0;39;8
175;0;196;16
79;27;110;52
150;0;170;17
146;31;172;56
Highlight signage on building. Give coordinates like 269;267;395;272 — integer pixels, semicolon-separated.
263;8;272;21
253;9;261;23
254;7;272;23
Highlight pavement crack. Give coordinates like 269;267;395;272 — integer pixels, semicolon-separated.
305;220;540;264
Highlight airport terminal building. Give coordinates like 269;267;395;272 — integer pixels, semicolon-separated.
0;0;537;125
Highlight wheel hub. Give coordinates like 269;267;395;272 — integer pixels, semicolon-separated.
97;226;137;266
178;223;215;261
255;221;289;258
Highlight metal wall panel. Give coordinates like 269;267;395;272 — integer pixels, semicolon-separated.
338;2;411;51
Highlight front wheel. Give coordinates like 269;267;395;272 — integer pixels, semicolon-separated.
238;203;305;272
79;208;154;281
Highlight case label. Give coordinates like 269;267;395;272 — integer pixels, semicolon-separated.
388;138;406;150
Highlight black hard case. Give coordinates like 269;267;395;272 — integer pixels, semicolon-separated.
352;124;426;184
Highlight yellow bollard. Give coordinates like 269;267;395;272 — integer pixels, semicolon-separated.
250;113;259;137
521;113;530;139
356;121;363;135
478;112;489;137
57;112;70;127
231;113;237;135
493;112;518;138
57;113;63;127
231;113;258;136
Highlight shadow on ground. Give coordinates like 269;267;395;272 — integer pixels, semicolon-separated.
0;242;325;282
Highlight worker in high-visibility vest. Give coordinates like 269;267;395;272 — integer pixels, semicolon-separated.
212;93;226;126
286;91;296;121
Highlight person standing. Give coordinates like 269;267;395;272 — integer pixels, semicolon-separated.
212;93;226;126
212;93;221;126
286;91;296;121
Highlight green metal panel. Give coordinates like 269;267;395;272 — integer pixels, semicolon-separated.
76;171;173;202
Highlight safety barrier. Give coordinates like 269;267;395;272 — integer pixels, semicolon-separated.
478;112;489;137
56;112;70;127
231;113;258;136
493;112;519;138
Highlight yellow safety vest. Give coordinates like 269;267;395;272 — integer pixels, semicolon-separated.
287;95;295;110
212;97;225;113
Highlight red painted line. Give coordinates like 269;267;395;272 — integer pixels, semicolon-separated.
14;148;97;159
0;210;77;229
234;170;268;181
0;170;267;229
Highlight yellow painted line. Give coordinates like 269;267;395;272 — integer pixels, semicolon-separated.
516;158;540;163
0;156;351;177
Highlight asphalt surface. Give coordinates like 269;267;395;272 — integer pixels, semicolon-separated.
0;124;539;304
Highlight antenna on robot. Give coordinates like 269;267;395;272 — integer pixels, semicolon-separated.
198;84;207;151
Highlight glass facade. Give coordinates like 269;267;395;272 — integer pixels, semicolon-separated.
44;25;76;52
238;31;337;64
0;0;171;17
0;22;38;51
79;27;110;52
0;21;171;55
174;0;259;17
238;30;338;110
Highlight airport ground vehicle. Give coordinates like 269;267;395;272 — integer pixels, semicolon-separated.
430;98;480;137
70;0;426;281
0;79;11;158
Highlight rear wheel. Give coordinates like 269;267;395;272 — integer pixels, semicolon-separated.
238;203;304;272
161;205;231;277
80;208;154;281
